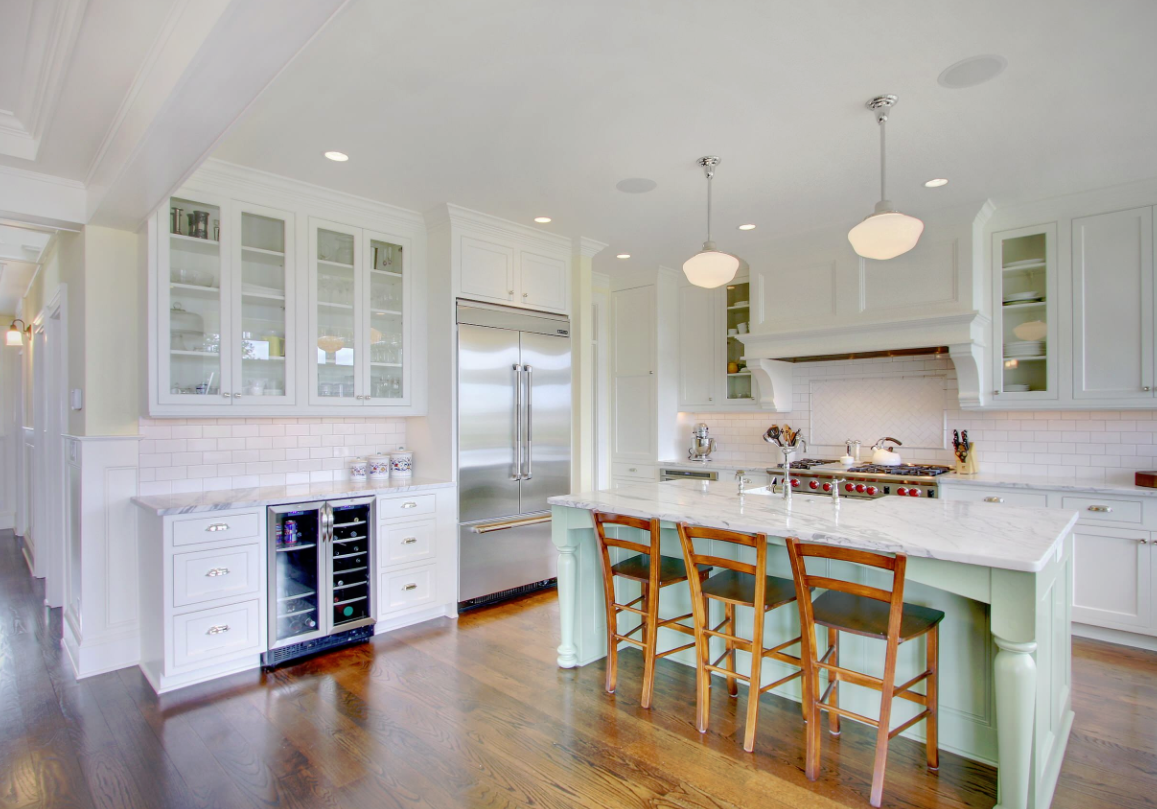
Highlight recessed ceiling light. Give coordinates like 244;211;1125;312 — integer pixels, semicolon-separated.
616;253;631;259
324;151;349;162
938;55;1007;89
737;224;756;231
924;178;949;188
533;216;552;223
615;178;657;194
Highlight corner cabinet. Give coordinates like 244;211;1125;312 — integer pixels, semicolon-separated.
148;173;427;417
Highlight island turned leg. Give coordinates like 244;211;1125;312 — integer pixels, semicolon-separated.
553;510;580;668
993;637;1037;809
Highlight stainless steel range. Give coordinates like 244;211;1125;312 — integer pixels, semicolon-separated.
768;459;953;499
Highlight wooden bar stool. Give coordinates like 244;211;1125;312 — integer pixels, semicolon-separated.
785;539;944;808
676;523;806;753
592;511;711;709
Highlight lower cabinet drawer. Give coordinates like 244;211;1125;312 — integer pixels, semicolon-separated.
612;462;656;481
380;564;436;614
172;600;262;669
944;487;1049;508
378;493;436;520
173;544;261;608
173;512;262;547
380;519;436;568
1062;495;1144;526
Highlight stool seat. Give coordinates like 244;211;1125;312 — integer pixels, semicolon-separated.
611;553;710;584
812;590;945;641
701;569;798;610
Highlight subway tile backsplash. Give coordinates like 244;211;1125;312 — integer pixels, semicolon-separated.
136;416;407;497
682;355;1157;484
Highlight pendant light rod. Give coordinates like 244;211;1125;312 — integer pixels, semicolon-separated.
683;155;740;288
698;155;720;246
867;95;896;204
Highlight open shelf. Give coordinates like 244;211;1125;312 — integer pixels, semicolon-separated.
371;269;403;279
242;245;284;257
370;362;402;368
1002;355;1047;362
318;301;354;310
317;259;354;270
1002;300;1046;310
170;283;220;297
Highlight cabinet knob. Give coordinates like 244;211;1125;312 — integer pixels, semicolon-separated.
1137;538;1148;545
221;392;231;398
522;292;528;298
508;290;514;295
708;396;713;402
233;392;241;398
1144;386;1151;392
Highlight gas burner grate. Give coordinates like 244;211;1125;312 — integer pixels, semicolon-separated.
789;459;840;470
847;464;954;477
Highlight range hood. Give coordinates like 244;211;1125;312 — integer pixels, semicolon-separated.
737;310;990;408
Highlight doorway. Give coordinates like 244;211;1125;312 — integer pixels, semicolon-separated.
30;285;68;609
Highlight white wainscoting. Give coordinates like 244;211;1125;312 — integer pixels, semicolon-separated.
61;435;142;679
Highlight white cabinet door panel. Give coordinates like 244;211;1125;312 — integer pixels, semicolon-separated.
1071;526;1152;633
1072;207;1154;400
678;285;717;407
519;250;568;312
460;237;515;304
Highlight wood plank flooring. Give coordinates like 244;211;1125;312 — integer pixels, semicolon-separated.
2;529;1154;808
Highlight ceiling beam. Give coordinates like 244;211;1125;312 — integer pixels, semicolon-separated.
85;0;349;230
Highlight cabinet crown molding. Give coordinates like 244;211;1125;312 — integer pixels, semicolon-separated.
428;203;573;255
574;236;609;258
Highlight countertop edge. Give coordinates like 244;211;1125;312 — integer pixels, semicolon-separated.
133;478;455;516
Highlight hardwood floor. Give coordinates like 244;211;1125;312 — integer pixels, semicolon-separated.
2;530;1154;809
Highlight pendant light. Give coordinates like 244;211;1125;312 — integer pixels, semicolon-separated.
848;95;924;261
683;156;741;288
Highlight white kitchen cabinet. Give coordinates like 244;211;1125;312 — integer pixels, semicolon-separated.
991;223;1058;401
148;165;426;417
1072;206;1155;401
429;204;572;315
678;285;718;408
1070;525;1152;633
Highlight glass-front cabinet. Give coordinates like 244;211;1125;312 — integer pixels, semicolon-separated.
724;277;757;404
308;219;412;407
992;223;1058;400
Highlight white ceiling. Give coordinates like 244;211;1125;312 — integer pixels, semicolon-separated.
0;0;178;178
105;2;1157;271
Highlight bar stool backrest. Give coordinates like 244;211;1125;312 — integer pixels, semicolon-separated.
676;523;766;581
592;511;662;592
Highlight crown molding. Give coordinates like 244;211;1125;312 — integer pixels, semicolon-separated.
574;236;609;258
0;163;85;190
435;203;573;254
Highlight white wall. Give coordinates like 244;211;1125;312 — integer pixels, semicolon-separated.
0;321;18;529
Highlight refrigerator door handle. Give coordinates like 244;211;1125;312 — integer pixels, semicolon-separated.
523;364;533;480
512;364;523;481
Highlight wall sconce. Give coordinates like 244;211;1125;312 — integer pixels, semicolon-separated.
6;319;27;347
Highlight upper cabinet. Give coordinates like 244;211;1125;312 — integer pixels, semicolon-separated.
1072;207;1155;401
148;166;426;417
428;204;572;315
991;223;1058;402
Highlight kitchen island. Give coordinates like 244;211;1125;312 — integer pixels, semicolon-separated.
549;480;1079;809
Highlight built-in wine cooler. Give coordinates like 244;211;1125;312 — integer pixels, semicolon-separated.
263;497;376;665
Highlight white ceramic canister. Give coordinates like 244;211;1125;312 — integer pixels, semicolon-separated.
367;454;391;481
389;449;413;476
348;457;367;482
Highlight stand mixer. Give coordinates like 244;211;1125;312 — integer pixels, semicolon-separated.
687;422;716;461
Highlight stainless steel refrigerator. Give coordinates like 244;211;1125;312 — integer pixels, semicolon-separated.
457;301;571;606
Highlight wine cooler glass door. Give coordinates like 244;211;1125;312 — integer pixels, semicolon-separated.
269;503;326;647
329;500;375;630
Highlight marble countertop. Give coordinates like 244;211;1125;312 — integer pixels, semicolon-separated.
655;459;754;473
938;471;1157;498
133;477;455;516
549;479;1077;573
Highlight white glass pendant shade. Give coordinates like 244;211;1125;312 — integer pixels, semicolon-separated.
6;322;23;346
683;241;740;288
847;203;925;261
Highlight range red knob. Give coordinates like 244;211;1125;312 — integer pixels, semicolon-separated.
866;486;878;496
855;484;866;493
822;482;832;492
791;478;800;488
845;483;855;492
909;488;921;497
897;487;908;496
809;480;819;489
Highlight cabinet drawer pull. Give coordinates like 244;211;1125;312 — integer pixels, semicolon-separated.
1087;505;1113;513
984;496;1004;504
206;523;230;532
402;583;418;591
401;537;418;545
401;502;418;509
206;624;230;635
205;567;230;577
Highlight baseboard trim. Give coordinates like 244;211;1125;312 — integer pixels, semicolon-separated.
1072;622;1157;651
374;604;456;634
62;620;140;679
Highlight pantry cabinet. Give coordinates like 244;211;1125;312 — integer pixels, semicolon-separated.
148;167;426;417
1071;206;1155;401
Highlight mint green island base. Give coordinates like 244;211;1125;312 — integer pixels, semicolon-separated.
550;499;1075;809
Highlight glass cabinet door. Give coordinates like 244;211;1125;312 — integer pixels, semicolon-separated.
311;221;362;404
993;224;1058;400
365;233;408;404
329;501;373;629
724;279;755;403
232;203;295;405
270;505;324;646
161;195;229;404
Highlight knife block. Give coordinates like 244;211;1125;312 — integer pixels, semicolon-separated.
955;444;979;475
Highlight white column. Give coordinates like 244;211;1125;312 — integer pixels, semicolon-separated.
992;636;1037;809
570;237;608;492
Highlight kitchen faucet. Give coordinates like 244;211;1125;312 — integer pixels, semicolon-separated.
735;469;751;494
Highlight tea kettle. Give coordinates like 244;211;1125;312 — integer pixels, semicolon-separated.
688;422;716;461
870;437;903;466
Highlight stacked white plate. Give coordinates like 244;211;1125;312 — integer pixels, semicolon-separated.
1004;258;1045;271
1004;340;1045;358
1004;383;1031;392
1003;290;1044;304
